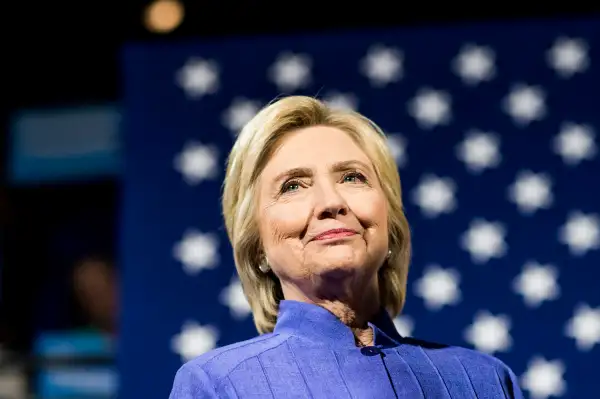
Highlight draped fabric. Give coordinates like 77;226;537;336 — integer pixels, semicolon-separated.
120;17;599;398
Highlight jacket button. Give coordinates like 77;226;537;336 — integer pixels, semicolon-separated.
360;346;381;356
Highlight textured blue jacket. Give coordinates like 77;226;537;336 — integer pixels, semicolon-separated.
170;300;523;398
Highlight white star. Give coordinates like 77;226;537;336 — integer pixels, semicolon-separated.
452;44;496;85
219;278;251;320
512;261;560;308
408;88;451;129
521;356;566;399
360;45;403;87
173;142;219;185
460;219;507;264
176;58;219;98
414;265;461;310
456;130;501;174
393;315;414;337
565;303;600;351
268;52;312;92
547;37;589;78
460;219;507;263
558;211;600;256
507;171;553;215
464;311;512;354
171;321;219;362
323;92;359;111
222;98;261;134
173;230;220;275
503;84;546;126
387;134;407;168
553;122;596;166
411;175;456;218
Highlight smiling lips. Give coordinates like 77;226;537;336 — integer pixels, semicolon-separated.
313;228;358;241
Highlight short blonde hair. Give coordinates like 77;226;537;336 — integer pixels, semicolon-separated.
222;96;411;334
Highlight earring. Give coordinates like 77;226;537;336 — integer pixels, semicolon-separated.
387;250;392;259
259;259;271;273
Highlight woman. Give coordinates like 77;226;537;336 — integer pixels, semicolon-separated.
170;96;523;398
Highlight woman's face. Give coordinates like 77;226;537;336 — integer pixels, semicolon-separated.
257;126;389;299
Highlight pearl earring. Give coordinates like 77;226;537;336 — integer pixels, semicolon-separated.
387;250;392;259
259;259;271;273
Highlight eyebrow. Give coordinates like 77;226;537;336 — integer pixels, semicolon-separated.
271;160;372;185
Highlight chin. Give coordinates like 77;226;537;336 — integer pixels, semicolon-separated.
315;254;365;277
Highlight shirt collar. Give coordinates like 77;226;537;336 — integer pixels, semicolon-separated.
273;300;402;349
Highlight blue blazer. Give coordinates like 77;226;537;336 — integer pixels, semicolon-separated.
170;300;523;398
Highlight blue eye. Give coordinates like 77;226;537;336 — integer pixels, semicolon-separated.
343;172;367;183
281;180;301;193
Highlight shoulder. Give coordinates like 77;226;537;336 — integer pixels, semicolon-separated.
169;333;288;397
399;337;522;396
401;336;514;369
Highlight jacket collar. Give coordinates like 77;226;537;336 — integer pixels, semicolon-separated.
273;300;402;349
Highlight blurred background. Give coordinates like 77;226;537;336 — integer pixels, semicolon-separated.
1;1;599;398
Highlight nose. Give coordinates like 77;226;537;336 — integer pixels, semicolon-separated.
313;180;348;219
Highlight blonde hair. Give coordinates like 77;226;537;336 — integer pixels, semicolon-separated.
222;96;411;334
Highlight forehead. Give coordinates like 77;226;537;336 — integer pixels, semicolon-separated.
263;126;371;173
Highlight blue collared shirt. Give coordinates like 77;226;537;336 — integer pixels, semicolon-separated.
170;300;523;398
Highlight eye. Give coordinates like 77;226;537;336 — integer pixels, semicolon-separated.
342;171;367;184
281;179;301;193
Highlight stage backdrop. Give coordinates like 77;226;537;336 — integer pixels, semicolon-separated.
121;18;599;398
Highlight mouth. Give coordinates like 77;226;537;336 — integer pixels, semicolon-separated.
312;228;358;241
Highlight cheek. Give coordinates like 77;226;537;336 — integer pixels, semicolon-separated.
262;203;309;245
349;191;388;229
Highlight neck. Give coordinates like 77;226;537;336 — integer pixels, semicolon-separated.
281;274;381;347
318;300;378;347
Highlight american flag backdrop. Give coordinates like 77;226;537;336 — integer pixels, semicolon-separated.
120;17;599;398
